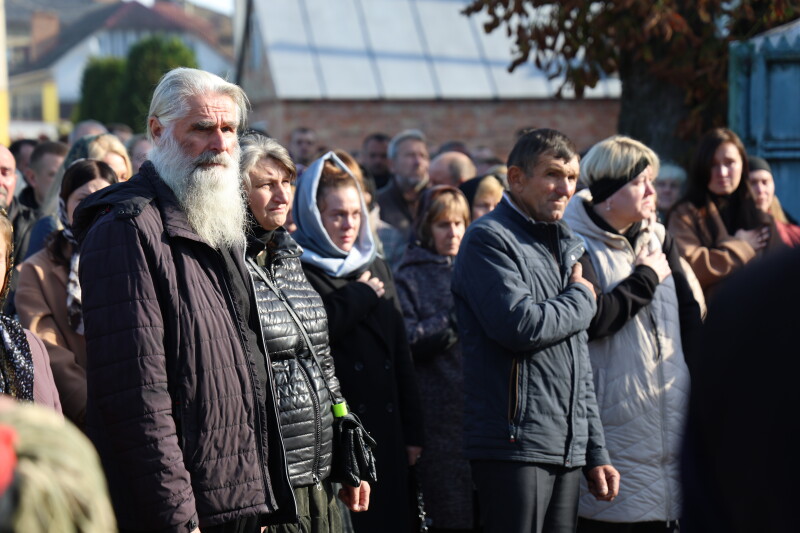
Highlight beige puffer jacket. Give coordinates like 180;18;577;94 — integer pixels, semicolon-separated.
564;193;690;522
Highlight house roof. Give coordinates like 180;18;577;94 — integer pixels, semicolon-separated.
246;0;620;100
5;0;98;26
10;1;230;76
746;18;800;51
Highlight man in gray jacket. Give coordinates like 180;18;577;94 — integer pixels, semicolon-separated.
451;129;619;533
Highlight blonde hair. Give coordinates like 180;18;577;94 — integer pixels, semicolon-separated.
0;401;117;532
87;133;133;181
580;135;660;188
474;175;504;205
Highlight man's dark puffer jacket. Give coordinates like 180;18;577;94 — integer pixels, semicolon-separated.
246;226;343;488
73;165;295;532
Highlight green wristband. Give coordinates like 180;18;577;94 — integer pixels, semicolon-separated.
332;402;349;418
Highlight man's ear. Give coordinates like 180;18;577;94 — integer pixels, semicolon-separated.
148;117;163;142
507;165;525;193
23;167;36;188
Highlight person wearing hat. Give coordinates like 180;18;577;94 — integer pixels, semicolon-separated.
748;155;800;247
562;135;702;532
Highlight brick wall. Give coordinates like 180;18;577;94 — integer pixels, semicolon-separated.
251;98;620;160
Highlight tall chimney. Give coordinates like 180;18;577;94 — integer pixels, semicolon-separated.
30;10;59;62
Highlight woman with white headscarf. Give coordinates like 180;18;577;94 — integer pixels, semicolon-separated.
293;152;424;533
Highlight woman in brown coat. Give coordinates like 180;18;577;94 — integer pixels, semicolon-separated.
16;160;116;426
667;128;782;299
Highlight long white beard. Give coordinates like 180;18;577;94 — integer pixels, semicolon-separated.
150;132;246;250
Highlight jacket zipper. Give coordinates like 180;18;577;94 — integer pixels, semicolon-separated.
268;262;324;489
269;262;323;487
216;250;273;506
245;255;298;512
507;359;520;443
553;224;578;467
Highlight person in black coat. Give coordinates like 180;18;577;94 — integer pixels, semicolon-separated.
395;186;476;533
682;246;800;532
292;151;424;533
239;133;370;533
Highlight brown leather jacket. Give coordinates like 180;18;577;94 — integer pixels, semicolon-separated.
668;199;783;298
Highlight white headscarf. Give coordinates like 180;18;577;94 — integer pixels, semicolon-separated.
292;152;377;278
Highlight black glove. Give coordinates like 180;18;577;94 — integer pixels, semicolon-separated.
331;413;378;487
410;326;458;362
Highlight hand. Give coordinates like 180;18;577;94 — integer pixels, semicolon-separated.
735;226;770;251
358;271;385;298
634;247;671;282
585;464;620;501
406;445;423;466
570;263;596;299
338;480;371;512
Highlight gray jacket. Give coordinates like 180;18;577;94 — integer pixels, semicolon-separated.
451;196;609;469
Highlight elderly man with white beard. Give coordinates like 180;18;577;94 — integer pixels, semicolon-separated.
72;68;295;533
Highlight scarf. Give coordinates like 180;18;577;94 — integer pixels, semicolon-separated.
0;316;34;402
57;196;83;334
292;152;377;278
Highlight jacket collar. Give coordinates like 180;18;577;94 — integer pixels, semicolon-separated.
492;193;586;268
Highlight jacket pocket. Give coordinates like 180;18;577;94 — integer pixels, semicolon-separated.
507;359;522;443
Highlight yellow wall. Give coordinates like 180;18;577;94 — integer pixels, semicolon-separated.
42;81;58;124
0;89;8;146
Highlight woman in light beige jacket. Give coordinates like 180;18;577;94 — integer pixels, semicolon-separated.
16;160;116;427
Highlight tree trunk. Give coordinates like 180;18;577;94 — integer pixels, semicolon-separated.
617;58;694;166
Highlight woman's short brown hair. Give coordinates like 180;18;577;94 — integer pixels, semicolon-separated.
415;186;470;252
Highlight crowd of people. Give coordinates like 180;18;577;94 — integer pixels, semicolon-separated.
0;67;797;533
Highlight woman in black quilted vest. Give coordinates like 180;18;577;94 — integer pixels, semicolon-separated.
239;132;370;533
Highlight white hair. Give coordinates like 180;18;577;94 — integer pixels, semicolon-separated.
388;129;426;160
239;132;296;190
149;125;247;249
147;68;249;141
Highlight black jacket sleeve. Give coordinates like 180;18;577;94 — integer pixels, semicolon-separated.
580;252;660;340
663;232;703;371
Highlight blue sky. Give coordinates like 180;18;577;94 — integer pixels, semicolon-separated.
133;0;234;16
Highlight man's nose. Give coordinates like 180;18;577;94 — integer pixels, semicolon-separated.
555;178;572;196
208;129;229;153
